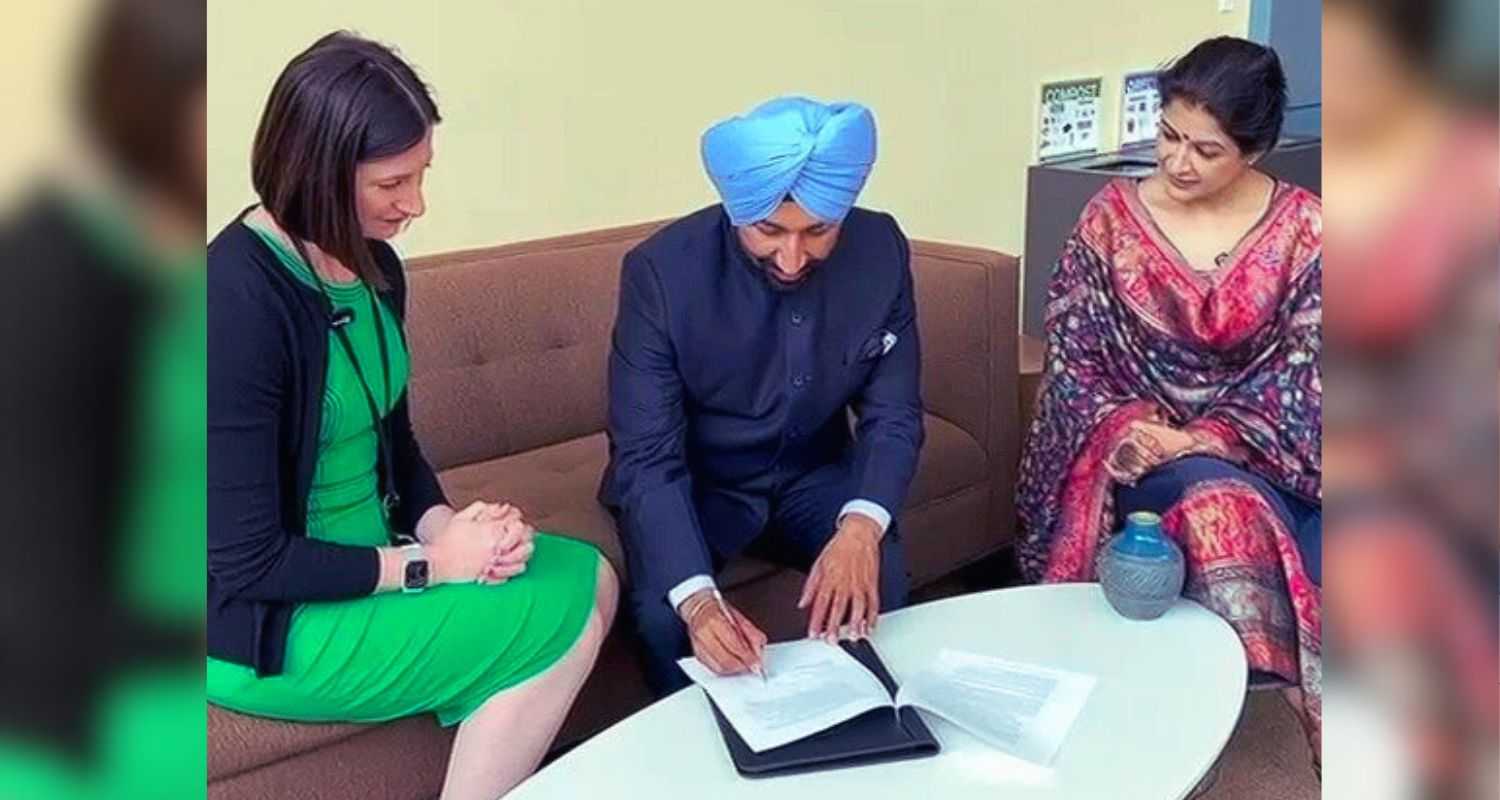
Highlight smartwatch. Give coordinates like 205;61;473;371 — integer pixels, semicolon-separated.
400;543;430;593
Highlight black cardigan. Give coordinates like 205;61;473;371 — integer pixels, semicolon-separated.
207;214;447;675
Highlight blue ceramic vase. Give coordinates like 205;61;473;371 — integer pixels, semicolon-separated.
1098;511;1185;620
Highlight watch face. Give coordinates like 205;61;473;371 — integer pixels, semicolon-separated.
404;559;429;590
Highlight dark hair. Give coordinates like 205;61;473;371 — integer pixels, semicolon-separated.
77;0;206;221
251;31;440;287
1159;36;1287;157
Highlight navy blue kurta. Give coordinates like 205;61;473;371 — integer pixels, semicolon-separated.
599;204;924;597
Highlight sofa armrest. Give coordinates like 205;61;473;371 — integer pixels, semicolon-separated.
909;240;1021;543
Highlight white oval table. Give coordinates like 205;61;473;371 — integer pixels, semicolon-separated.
511;583;1247;800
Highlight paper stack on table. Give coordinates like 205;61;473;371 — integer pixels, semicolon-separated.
678;639;892;752
679;641;1096;764
896;648;1097;765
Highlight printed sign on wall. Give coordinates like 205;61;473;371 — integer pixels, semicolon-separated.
1120;70;1162;148
1037;77;1102;161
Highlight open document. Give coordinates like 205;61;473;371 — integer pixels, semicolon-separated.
896;649;1096;765
678;639;892;753
680;643;1096;763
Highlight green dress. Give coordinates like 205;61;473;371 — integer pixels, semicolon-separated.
206;225;600;727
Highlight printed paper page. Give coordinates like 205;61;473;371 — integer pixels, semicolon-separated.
678;639;892;753
896;648;1096;765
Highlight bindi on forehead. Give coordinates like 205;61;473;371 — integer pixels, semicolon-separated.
1162;112;1230;151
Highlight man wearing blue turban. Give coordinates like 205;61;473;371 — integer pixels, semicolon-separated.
600;97;925;694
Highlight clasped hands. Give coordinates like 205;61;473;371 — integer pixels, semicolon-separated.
425;501;537;585
1104;419;1202;485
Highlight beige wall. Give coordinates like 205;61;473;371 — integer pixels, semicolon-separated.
0;0;96;210
208;1;1248;259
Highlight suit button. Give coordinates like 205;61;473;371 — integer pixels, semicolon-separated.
791;374;811;389
790;311;805;326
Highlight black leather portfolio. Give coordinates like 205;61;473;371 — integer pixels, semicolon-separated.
704;639;941;778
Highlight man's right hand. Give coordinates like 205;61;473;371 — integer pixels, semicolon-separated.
680;589;767;676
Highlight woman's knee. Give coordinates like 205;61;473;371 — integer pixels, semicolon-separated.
593;557;621;629
548;557;616;670
561;598;610;673
1120;456;1252;512
1151;456;1247;488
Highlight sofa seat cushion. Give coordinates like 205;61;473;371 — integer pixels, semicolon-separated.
207;704;443;781
434;434;777;590
906;412;988;508
433;411;985;584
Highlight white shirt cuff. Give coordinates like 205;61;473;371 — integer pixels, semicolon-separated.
667;574;717;611
838;499;892;537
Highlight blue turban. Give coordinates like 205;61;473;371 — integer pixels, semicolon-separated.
700;97;877;226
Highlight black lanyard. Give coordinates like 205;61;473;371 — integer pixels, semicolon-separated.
301;249;402;529
331;293;399;516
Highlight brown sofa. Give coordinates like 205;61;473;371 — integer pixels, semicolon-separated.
207;219;1021;799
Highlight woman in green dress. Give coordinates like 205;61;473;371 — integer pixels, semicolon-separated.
206;32;617;799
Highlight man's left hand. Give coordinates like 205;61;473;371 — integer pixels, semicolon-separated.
798;514;881;642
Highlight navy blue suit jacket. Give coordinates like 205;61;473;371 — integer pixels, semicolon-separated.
599;205;924;595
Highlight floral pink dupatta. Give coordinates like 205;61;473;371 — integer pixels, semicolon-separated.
1017;178;1323;747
